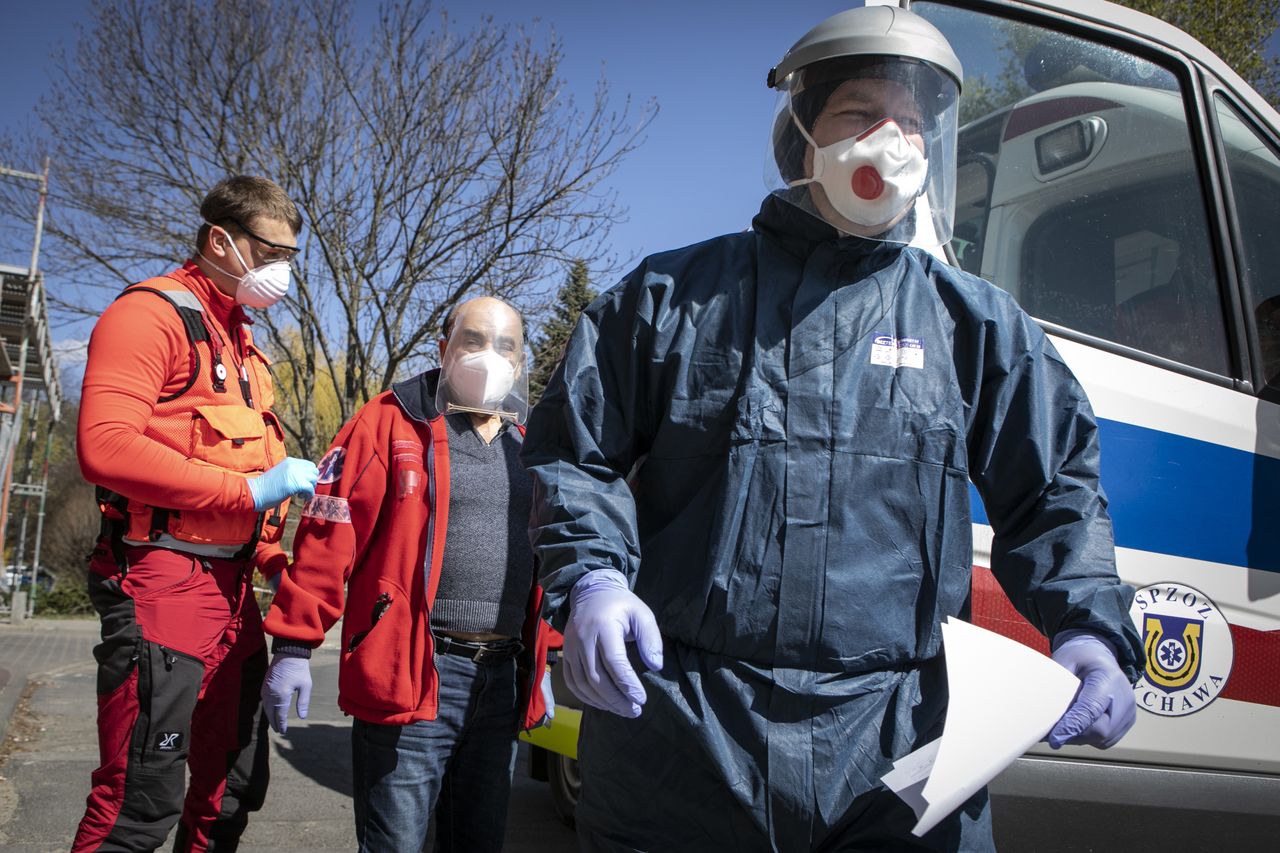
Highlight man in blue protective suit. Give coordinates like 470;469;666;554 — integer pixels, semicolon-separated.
521;6;1143;851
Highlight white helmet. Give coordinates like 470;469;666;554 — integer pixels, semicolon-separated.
766;5;963;246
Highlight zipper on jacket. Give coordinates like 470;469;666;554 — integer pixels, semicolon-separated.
424;431;438;618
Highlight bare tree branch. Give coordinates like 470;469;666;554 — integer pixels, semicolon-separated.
2;0;654;457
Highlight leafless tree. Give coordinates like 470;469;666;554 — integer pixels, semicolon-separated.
4;0;653;458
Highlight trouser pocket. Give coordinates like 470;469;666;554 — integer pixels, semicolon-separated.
134;641;204;770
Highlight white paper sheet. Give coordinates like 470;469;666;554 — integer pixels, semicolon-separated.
880;617;1080;837
879;736;940;818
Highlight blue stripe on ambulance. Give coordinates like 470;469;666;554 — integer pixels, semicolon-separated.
969;417;1280;573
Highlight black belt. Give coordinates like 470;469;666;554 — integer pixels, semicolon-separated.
431;633;523;665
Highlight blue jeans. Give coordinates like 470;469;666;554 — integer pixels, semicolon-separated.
352;651;519;853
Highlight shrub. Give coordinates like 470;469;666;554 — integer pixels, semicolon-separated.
34;574;94;616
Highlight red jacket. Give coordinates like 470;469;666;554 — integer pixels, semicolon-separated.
264;369;550;728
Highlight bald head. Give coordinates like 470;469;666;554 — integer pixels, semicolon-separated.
440;296;525;370
444;297;522;339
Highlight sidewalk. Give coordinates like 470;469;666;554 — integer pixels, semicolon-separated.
0;618;103;852
0;618;576;852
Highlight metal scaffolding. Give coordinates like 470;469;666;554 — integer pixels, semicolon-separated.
0;159;63;618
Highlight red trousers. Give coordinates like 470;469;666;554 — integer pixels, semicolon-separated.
72;543;270;852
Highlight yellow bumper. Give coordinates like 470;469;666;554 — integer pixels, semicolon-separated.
519;706;582;760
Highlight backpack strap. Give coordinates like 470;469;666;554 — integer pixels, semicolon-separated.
116;284;220;402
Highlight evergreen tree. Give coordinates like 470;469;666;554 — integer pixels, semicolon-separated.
529;260;597;405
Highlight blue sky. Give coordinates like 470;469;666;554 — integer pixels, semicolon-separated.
3;0;1278;273
1;0;1277;376
0;0;849;293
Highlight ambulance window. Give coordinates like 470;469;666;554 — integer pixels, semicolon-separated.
916;1;1231;376
1021;175;1229;375
1213;95;1280;391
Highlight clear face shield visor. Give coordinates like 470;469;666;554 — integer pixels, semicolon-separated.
435;313;530;425
765;57;959;246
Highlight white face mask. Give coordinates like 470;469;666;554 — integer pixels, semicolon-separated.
790;116;927;230
451;349;516;407
202;227;291;308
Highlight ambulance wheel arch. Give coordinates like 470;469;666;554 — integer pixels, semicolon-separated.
521;655;583;827
545;654;581;825
547;749;580;827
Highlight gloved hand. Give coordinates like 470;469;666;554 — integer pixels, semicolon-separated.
539;666;556;727
563;569;663;718
1047;630;1136;749
248;457;319;512
261;652;312;734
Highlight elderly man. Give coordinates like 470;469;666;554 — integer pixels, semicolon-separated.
261;296;552;853
522;6;1141;852
74;175;318;852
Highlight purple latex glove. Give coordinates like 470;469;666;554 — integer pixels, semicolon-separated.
1048;630;1136;749
563;569;663;718
261;652;312;734
538;667;556;728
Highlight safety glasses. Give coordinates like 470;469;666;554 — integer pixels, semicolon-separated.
229;218;299;262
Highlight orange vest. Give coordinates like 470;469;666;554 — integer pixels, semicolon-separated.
102;276;289;552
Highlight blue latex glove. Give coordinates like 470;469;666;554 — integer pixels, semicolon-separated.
248;457;319;512
1047;630;1136;749
260;652;312;734
563;569;663;718
539;666;556;728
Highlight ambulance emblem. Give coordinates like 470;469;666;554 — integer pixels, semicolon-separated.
1130;583;1233;717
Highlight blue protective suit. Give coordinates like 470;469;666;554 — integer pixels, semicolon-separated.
522;195;1143;852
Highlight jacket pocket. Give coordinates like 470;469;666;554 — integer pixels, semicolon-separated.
391;444;425;502
340;580;417;712
191;404;271;473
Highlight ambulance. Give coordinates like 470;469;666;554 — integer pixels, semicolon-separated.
523;1;1280;845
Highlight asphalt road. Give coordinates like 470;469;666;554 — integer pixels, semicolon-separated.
0;618;578;852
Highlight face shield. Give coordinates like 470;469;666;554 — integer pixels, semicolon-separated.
766;56;959;246
435;307;529;425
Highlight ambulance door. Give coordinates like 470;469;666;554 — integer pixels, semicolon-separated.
912;0;1280;778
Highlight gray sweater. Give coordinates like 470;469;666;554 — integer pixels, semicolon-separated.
430;413;534;638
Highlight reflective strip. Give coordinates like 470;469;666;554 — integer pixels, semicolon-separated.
300;494;352;523
1224;625;1280;707
970;417;1280;574
970;566;1280;709
1050;336;1274;459
151;288;205;312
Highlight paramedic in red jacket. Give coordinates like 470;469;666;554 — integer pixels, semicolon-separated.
73;175;319;852
262;296;552;853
